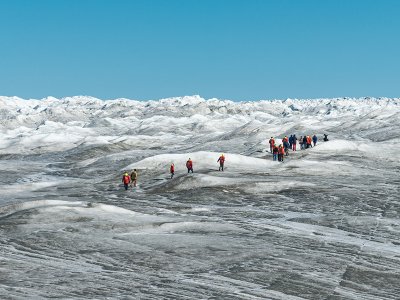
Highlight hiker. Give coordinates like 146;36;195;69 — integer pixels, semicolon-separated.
299;136;303;150
278;144;285;162
269;137;275;153
306;135;312;148
217;154;225;171
289;135;293;148
283;139;290;156
186;158;193;173
273;145;279;161
122;172;130;190
323;134;329;141
130;169;138;187
170;163;175;179
303;136;307;149
312;134;318;147
292;134;297;151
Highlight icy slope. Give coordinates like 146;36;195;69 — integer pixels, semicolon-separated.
0;95;399;300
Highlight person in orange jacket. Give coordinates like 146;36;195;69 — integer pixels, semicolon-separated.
268;137;275;153
170;163;175;179
217;154;225;171
278;144;285;162
122;172;131;190
186;158;193;173
306;135;312;148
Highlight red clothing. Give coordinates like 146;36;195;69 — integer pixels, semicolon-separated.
269;139;275;147
278;146;285;155
273;146;279;154
170;164;175;173
307;136;312;145
186;160;193;169
122;175;130;184
217;156;225;164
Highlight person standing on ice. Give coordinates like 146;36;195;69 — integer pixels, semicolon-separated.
323;134;329;142
312;134;318;147
302;136;307;149
170;163;175;179
186;158;193;173
292;134;297;151
289;135;293;149
306;135;312;148
273;145;279;161
217;154;225;171
130;169;138;187
283;138;290;156
268;137;275;153
278;144;285;162
122;172;131;190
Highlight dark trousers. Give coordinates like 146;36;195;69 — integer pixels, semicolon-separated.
124;183;129;190
219;163;224;171
187;168;193;173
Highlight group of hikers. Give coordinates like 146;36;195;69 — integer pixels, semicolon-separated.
121;134;329;189
269;134;328;162
121;154;225;190
122;169;138;190
172;154;225;177
170;154;225;178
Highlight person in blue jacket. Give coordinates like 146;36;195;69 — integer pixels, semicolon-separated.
289;135;293;148
312;134;318;147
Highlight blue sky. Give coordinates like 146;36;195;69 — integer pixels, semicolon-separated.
0;0;399;100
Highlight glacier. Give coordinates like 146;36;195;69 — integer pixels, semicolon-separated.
0;95;399;299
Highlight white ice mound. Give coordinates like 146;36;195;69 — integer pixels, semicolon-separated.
316;139;376;153
124;151;275;172
0;200;86;217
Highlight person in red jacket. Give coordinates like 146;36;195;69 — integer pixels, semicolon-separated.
278;144;285;162
122;172;130;190
306;135;312;148
186;158;193;173
273;145;279;161
170;163;175;179
268;137;275;153
217;154;225;171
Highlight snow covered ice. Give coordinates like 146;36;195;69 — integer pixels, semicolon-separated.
0;95;399;299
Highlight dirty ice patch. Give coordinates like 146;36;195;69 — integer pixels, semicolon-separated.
0;200;86;217
145;221;245;234
170;174;251;191
0;177;75;197
242;181;316;194
20;201;173;233
268;220;400;257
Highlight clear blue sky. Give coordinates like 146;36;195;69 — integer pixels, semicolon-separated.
0;0;399;100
